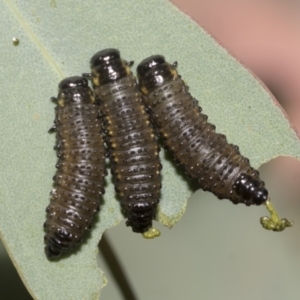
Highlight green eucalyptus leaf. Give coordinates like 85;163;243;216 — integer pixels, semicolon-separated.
1;0;300;299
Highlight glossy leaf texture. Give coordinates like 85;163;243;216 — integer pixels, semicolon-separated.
0;0;300;299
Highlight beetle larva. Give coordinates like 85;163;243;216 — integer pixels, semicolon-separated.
44;76;106;259
137;55;292;231
84;49;161;238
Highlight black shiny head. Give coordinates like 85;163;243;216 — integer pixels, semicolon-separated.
89;48;131;85
90;48;121;69
137;55;177;94
56;76;93;106
58;76;88;91
137;55;166;76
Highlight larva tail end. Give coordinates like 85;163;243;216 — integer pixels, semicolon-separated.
142;228;161;239
260;199;293;232
45;245;62;260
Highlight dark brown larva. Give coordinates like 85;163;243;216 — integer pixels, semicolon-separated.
137;55;268;206
85;49;161;238
44;76;106;259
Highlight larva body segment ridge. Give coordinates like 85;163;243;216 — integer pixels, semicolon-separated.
87;49;162;237
137;56;268;206
44;76;106;259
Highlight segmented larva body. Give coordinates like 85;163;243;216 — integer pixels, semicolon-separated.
137;56;268;206
87;49;161;236
44;76;106;259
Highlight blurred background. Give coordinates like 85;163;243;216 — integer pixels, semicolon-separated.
2;0;300;299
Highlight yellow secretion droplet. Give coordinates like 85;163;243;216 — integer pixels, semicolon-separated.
142;227;161;239
260;199;293;232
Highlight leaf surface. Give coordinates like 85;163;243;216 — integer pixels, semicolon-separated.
0;0;300;299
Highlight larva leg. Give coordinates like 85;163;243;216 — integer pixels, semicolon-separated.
82;72;92;79
49;97;58;133
48;125;57;133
